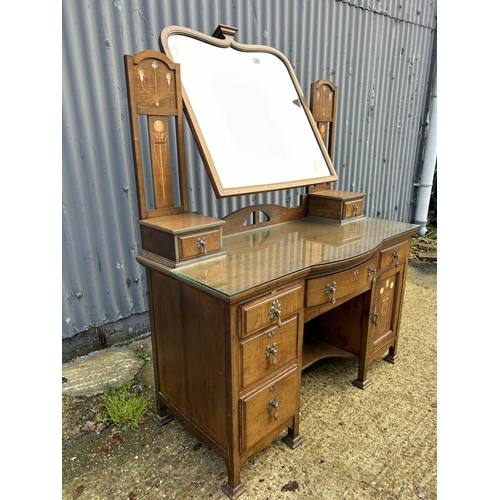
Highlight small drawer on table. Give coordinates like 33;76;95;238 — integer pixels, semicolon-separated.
343;198;364;219
379;240;410;271
308;190;365;221
139;213;225;267
240;284;303;338
178;229;222;261
240;316;298;389
306;256;378;308
240;367;299;453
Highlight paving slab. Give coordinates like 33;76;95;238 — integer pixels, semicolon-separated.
62;346;147;396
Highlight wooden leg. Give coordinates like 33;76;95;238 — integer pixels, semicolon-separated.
355;342;400;388
153;402;174;426
221;462;247;500
383;345;400;364
221;482;247;500
353;296;372;390
352;377;371;390
352;355;371;390
282;417;304;449
282;431;304;449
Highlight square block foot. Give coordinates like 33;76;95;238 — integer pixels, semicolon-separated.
221;482;247;500
282;434;304;449
352;378;371;390
153;413;174;426
384;354;400;364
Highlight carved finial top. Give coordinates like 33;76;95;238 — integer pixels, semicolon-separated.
212;24;238;41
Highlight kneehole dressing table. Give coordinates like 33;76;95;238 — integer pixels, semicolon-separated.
124;24;419;499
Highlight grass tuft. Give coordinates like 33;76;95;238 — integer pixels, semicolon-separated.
96;380;149;429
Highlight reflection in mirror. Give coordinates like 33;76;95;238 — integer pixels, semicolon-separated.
161;26;337;198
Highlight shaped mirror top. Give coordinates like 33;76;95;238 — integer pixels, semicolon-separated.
160;25;338;198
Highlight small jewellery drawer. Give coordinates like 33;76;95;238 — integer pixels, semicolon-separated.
240;316;298;389
138;213;225;267
343;198;364;219
305;256;378;308
307;189;366;221
240;284;303;338
178;229;222;261
379;240;410;271
240;367;299;453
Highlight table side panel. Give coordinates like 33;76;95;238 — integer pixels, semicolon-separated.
149;270;229;450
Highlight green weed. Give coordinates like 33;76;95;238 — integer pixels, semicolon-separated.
96;380;149;429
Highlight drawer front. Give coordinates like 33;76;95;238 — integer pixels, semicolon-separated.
240;284;303;338
343;198;364;219
379;240;410;271
178;229;221;261
306;256;377;308
240;368;299;453
240;316;298;389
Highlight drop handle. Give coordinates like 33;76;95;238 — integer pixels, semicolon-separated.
270;299;282;328
352;204;358;216
196;237;207;256
391;247;400;268
372;304;379;326
325;282;337;305
368;265;377;284
266;342;278;366
267;396;279;420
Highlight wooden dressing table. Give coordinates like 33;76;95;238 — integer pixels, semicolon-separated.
125;25;419;499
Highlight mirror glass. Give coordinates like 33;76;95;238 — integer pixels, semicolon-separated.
163;28;337;197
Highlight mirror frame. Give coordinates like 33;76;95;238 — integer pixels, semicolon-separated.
160;24;338;198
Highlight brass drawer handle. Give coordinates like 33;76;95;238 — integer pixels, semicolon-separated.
391;247;400;268
267;396;279;420
352;204;358;216
270;299;282;327
196;237;207;256
368;265;377;284
392;246;399;260
372;304;379;326
325;282;337;305
266;342;278;366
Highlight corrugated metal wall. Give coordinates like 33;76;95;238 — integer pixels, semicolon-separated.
62;0;437;341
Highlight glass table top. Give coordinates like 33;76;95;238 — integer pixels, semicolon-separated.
172;217;418;297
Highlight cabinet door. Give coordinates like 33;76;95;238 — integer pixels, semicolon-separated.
367;264;404;358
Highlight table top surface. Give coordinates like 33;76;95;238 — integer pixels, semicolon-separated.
172;217;419;297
